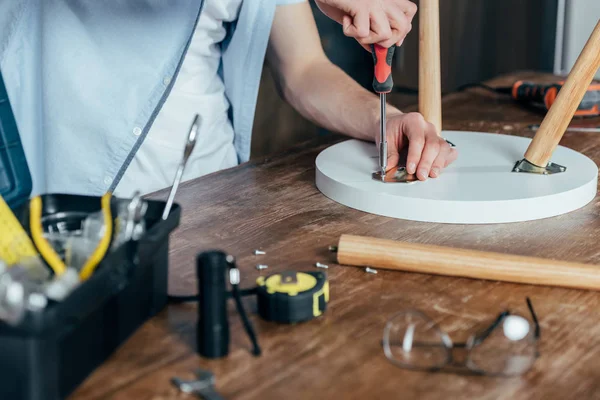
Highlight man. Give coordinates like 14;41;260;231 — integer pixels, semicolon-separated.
0;0;456;198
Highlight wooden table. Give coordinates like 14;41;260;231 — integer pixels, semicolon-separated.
72;72;600;399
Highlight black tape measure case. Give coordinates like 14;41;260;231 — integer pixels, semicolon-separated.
256;271;329;324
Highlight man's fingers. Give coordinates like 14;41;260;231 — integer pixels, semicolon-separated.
402;113;426;175
355;9;393;45
444;147;458;167
387;148;400;172
401;1;418;18
430;141;452;178
343;10;370;38
415;123;441;180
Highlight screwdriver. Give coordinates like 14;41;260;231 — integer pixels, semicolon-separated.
371;44;396;179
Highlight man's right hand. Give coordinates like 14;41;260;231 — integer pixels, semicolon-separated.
314;0;417;50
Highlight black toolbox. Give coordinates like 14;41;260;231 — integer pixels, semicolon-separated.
0;71;181;399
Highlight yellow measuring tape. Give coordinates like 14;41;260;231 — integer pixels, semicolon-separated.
0;195;39;265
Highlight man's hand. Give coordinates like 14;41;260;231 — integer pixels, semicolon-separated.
267;3;458;178
383;112;457;180
314;0;417;50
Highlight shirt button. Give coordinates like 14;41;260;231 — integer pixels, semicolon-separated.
133;127;142;136
104;176;112;185
163;76;171;86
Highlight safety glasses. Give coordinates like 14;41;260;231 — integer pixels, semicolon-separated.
382;298;540;376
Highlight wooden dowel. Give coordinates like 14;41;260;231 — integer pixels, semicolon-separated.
524;20;600;167
337;234;600;291
419;0;442;134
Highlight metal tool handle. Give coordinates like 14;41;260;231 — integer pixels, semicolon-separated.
162;114;200;220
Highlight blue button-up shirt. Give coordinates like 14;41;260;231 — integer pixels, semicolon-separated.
0;0;302;196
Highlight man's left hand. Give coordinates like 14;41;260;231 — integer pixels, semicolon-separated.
382;112;457;180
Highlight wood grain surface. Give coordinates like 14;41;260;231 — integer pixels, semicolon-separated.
71;72;600;400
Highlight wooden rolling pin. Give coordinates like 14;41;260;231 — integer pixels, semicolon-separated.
336;234;600;291
524;20;600;167
419;0;442;134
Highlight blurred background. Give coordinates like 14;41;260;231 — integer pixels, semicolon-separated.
251;0;600;159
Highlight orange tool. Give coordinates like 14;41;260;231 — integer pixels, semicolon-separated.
511;80;600;117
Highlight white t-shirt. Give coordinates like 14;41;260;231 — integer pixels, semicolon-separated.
115;0;242;197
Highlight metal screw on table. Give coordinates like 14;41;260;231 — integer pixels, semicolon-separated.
256;264;268;270
365;267;377;274
254;250;267;255
315;262;329;269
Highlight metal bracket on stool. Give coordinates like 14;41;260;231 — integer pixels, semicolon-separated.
512;158;566;175
372;166;418;183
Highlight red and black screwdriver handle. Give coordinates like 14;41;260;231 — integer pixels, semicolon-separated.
371;44;396;94
512;80;600;117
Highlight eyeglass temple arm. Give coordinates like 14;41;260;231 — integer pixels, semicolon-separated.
474;298;540;346
471;311;510;346
526;297;541;339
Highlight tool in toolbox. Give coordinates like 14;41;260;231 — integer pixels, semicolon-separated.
162;114;200;220
193;251;329;358
371;44;396;181
29;192;115;281
0;195;52;323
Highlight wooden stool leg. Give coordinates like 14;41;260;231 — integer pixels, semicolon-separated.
418;0;442;135
336;234;600;291
523;20;600;168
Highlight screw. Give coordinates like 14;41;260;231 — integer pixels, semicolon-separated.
328;246;338;253
253;250;266;255
315;262;329;269
365;267;377;274
255;264;268;270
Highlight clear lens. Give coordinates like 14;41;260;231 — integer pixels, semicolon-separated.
467;314;537;376
383;311;450;370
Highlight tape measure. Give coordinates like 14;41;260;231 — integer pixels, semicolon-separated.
256;271;329;324
0;195;39;265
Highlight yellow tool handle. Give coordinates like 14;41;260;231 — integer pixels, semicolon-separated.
336;234;600;291
0;195;39;265
79;193;113;280
30;196;66;276
30;192;114;280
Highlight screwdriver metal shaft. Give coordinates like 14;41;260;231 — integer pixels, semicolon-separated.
162;114;200;220
379;93;387;178
371;44;396;180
